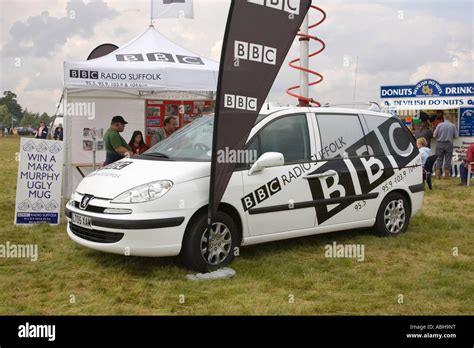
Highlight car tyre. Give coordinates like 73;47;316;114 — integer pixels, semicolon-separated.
181;211;239;273
374;192;411;237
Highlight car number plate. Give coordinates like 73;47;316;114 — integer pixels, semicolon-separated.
72;213;92;229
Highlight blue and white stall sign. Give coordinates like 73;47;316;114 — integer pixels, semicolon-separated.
459;108;474;137
14;138;64;225
381;79;474;110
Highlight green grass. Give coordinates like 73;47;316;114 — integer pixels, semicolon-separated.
0;136;473;315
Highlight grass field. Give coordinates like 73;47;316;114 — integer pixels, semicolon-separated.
0;136;473;315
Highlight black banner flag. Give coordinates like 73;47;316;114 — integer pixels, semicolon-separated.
209;0;312;221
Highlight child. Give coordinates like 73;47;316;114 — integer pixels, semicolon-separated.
417;137;432;167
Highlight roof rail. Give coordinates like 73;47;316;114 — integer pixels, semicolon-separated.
322;102;382;111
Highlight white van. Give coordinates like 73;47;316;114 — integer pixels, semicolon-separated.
66;107;424;272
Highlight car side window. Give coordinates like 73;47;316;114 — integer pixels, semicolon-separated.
363;115;387;132
363;115;395;156
315;114;368;159
247;114;311;165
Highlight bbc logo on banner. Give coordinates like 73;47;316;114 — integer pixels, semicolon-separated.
235;41;277;65
247;0;300;15
224;94;258;112
70;70;99;79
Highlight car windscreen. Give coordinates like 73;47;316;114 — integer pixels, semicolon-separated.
143;116;215;162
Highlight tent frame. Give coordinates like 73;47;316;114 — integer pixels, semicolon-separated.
61;87;216;211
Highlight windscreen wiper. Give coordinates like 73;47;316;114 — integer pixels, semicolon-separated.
142;152;172;160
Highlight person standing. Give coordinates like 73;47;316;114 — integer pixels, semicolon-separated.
53;124;64;141
415;121;433;148
103;116;133;166
36;121;49;139
432;110;445;129
433;113;458;179
129;131;149;155
151;117;178;146
460;143;474;186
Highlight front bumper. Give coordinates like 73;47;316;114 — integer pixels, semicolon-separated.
66;206;187;257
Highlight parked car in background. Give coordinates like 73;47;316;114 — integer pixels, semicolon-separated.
16;127;36;136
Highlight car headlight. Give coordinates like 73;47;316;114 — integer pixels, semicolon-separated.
111;180;173;204
67;193;76;207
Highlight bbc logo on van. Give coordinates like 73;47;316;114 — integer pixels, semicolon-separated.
235;41;277;66
224;94;258;112
247;0;300;15
242;177;282;211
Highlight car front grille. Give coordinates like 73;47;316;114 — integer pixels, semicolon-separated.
69;223;124;244
74;201;106;214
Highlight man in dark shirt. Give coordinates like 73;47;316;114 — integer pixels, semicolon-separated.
415;121;433;148
103;116;133;166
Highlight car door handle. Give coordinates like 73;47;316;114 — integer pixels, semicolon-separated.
303;170;337;180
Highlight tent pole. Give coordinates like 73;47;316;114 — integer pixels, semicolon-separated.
150;0;154;26
61;88;69;219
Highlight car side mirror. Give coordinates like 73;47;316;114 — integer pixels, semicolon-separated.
248;152;285;176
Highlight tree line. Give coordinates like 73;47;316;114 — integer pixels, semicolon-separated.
0;91;54;130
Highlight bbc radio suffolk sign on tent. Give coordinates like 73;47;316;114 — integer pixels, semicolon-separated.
15;138;64;225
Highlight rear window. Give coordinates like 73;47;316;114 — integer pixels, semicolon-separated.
315;114;367;159
363;115;387;132
362;114;415;157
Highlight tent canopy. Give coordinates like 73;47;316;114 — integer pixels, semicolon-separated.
64;26;219;93
61;26;219;199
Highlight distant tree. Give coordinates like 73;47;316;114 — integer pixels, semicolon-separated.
3;115;12;128
0;91;22;122
0;105;8;119
39;112;52;126
20;110;39;128
1;91;54;129
1;105;14;128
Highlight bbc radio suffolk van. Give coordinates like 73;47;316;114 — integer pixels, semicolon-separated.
66;107;424;272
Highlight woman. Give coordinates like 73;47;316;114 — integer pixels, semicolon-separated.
36;121;48;139
129;131;149;155
54;124;63;141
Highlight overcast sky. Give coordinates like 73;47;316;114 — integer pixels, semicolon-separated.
0;0;472;115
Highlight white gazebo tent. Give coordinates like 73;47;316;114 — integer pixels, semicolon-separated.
62;26;219;199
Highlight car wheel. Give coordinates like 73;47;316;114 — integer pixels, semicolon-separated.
181;211;238;273
374;192;410;237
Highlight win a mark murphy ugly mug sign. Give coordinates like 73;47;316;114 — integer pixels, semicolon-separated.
15;138;64;225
